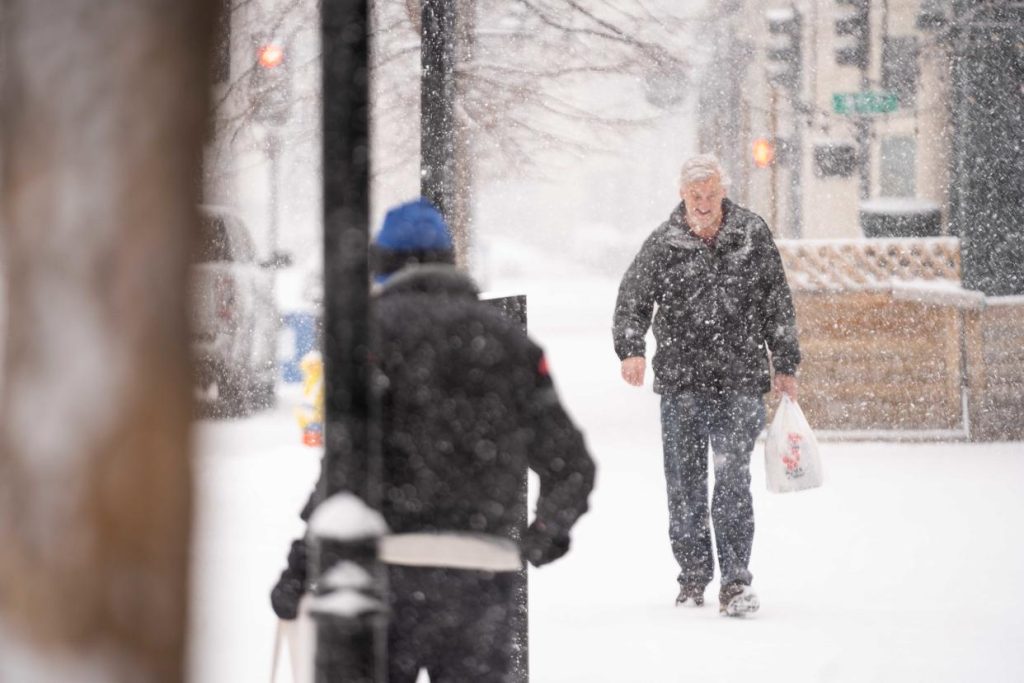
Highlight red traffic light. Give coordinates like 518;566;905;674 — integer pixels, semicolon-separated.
753;138;775;168
257;44;285;69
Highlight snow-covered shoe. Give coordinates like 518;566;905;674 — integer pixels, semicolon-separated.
675;584;705;607
719;582;759;616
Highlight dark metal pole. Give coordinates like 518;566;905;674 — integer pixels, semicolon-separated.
856;3;871;201
321;0;370;509
268;132;280;256
421;0;456;219
786;127;803;236
315;2;386;681
788;11;803;239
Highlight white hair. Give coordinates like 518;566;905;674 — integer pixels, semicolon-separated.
678;154;731;193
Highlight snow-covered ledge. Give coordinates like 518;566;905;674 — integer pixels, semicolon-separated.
986;295;1024;307
890;280;987;309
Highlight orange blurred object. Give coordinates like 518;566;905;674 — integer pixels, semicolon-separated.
302;427;323;447
753;138;775;168
257;44;285;69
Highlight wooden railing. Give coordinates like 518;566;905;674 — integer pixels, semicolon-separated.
775;238;1023;441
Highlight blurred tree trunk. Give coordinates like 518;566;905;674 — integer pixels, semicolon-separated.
417;0;475;266
0;2;216;681
386;0;690;268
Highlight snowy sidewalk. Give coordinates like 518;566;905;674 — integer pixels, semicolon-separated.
187;271;1024;682
519;276;1024;682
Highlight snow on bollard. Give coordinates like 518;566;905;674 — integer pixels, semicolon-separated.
309;491;389;541
307;493;389;683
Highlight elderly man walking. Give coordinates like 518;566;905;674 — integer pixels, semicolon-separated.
612;154;800;616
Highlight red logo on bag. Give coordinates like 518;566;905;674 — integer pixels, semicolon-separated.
782;432;805;479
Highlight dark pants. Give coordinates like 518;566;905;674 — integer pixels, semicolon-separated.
660;390;765;589
387;565;516;683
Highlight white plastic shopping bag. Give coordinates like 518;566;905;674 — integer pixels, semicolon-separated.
764;395;823;493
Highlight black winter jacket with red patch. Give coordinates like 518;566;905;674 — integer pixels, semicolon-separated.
366;265;594;541
272;265;595;618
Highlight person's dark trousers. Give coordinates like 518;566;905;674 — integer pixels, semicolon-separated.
387;565;517;683
660;390;765;590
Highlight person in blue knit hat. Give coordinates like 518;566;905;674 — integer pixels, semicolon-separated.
271;198;596;682
370;197;455;283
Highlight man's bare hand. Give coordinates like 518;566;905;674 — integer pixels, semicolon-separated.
621;357;646;387
773;373;798;400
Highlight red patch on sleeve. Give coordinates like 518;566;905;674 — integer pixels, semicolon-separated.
537;355;550;377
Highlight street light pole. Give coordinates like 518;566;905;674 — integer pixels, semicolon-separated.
768;88;779;234
267;132;280;256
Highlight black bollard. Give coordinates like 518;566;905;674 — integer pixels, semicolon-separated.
307;492;389;683
317;0;383;679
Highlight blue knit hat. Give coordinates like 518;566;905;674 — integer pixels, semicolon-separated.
371;198;454;280
376;198;453;251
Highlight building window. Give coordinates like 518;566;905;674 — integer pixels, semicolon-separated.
882;36;919;109
880;136;916;197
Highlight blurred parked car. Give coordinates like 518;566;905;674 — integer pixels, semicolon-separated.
191;204;289;417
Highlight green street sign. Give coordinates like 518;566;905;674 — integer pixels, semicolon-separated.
832;92;899;115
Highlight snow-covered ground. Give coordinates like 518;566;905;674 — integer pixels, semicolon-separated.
187;246;1024;682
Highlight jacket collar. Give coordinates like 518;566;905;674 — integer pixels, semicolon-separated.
665;198;745;251
374;263;480;299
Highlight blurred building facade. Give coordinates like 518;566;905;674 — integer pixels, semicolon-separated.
204;0;322;266
696;0;1021;246
696;0;1024;440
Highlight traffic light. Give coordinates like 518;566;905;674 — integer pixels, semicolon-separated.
250;40;291;125
753;138;776;168
257;43;284;70
765;8;802;90
834;0;869;69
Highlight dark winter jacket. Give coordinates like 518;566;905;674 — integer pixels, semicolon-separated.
272;265;595;619
368;264;595;542
613;199;800;395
